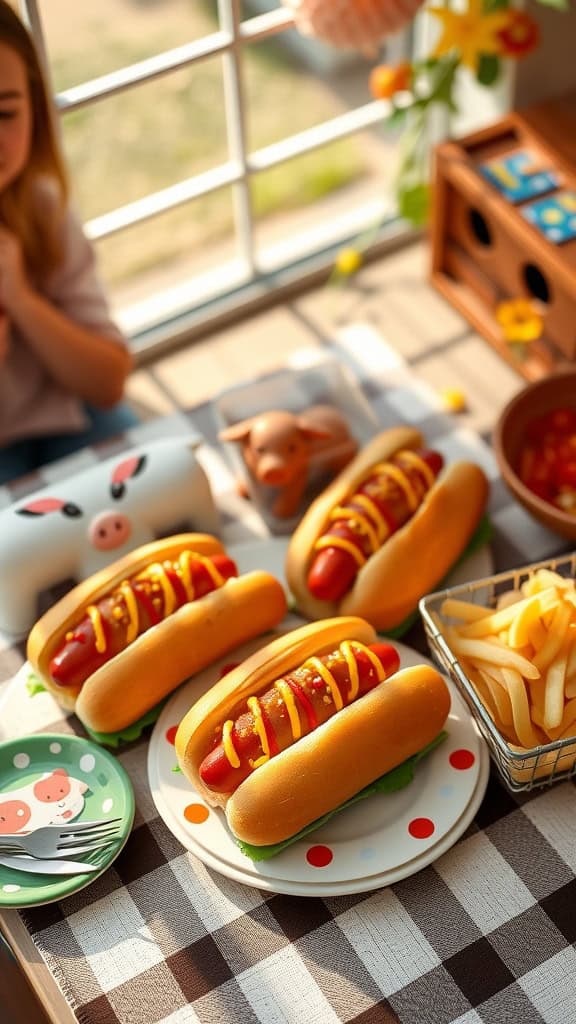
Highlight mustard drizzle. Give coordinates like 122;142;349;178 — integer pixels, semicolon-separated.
86;605;106;653
80;549;226;655
372;460;418;510
221;640;385;769
275;679;302;740
247;696;270;769
312;449;435;558
398;450;435;489
222;720;240;768
119;581;139;644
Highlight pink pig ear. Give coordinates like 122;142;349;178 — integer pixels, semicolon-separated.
17;498;82;518
53;768;69;778
219;419;255;443
296;422;332;441
111;454;147;485
17;498;65;516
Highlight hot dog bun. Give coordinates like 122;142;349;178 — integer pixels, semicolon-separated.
228;664;449;845
285;428;489;630
176;618;450;846
27;533;288;734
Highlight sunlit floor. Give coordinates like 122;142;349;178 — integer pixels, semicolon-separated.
125;240;522;441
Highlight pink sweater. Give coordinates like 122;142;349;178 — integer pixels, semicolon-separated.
0;186;126;447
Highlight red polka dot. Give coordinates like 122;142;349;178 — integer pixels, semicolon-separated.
306;845;333;868
165;725;178;745
449;748;475;770
408;817;435;839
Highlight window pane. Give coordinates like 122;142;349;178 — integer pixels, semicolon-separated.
40;0;219;87
244;35;373;150
60;59;228;220
251;139;396;270
98;190;240;331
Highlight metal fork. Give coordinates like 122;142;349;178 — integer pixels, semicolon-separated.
0;818;123;860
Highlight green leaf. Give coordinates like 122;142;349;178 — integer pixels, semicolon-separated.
483;0;510;10
477;54;501;87
387;104;409;129
534;0;569;8
432;61;458;106
235;732;448;861
84;699;167;748
398;183;431;226
26;673;46;697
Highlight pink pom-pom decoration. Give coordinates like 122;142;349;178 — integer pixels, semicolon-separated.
282;0;425;55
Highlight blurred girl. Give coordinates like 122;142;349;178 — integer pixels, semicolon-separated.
0;1;136;485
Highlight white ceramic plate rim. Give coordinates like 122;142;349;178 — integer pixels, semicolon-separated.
147;637;490;896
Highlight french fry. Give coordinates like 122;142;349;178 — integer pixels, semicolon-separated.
448;633;541;678
508;591;559;648
558;698;576;739
439;568;576;775
500;667;542;748
439;598;492;623
467;668;498;723
532;602;573;672
471;662;513;727
543;642;570;731
532;569;573;592
456;589;558;639
527;618;547;652
496;589;523;610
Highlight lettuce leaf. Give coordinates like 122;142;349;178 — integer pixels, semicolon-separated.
26;673;165;747
235;730;447;861
83;702;167;748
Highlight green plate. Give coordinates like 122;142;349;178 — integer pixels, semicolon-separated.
0;734;134;909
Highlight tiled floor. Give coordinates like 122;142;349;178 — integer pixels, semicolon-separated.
1;238;526;1024
125;240;523;440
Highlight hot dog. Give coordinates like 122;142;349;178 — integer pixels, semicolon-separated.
285;427;489;632
176;617;451;848
27;533;288;736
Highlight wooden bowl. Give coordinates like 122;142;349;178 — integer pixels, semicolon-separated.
493;370;576;540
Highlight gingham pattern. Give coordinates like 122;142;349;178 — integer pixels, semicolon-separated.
1;327;575;1024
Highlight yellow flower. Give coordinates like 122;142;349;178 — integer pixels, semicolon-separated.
429;0;510;71
495;299;543;343
440;388;467;413
335;247;362;276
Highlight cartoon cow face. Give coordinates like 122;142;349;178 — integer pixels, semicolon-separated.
17;454;148;555
0;437;220;635
0;769;88;834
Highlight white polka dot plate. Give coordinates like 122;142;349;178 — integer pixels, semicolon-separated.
147;639;489;897
0;734;134;907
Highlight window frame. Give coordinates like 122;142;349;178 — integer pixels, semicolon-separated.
21;0;423;360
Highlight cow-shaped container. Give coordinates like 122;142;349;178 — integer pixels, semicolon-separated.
0;437;219;636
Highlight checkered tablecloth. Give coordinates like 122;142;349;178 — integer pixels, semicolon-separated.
2;327;576;1024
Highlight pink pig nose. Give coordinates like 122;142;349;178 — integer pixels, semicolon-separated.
258;459;291;486
89;511;132;551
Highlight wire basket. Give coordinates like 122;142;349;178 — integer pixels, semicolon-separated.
419;552;576;793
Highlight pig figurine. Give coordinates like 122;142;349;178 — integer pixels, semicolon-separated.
0;437;219;636
220;404;357;519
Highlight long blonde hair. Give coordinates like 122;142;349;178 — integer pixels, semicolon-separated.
0;1;69;280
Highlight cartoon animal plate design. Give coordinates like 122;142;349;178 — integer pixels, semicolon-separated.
0;734;134;907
